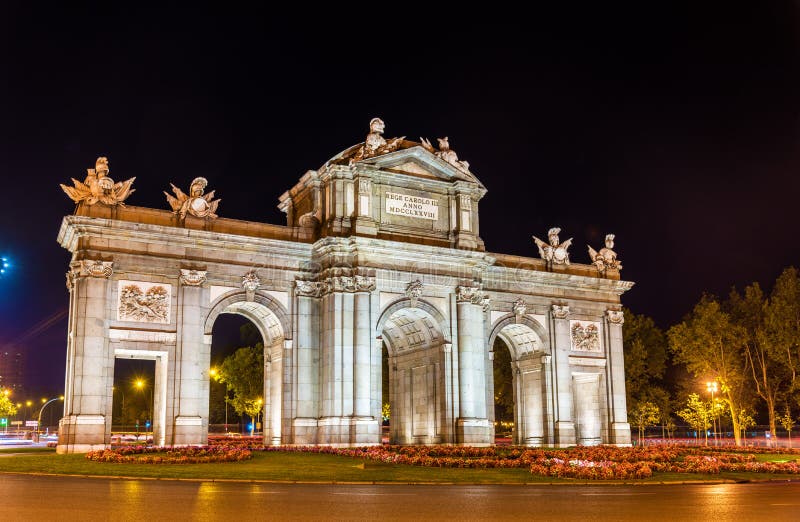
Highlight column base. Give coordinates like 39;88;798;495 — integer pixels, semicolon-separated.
317;416;381;446
554;421;576;447
172;416;205;446
610;422;632;446
291;418;319;445
56;414;107;454
522;436;544;447
456;418;492;446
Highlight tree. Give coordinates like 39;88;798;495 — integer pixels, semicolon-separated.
622;308;668;406
737;409;756;442
766;267;800;409
677;393;711;444
629;401;660;445
492;339;514;423
730;282;790;444
219;345;264;436
668;296;750;445
0;394;17;418
779;408;796;449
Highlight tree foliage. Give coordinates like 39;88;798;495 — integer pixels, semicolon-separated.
677;393;711;443
492;339;514;423
219;345;264;431
668;296;750;445
0;395;18;418
629;401;660;444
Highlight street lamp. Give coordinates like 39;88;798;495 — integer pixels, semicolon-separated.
706;381;718;446
209;367;229;434
134;379;152;438
37;396;64;438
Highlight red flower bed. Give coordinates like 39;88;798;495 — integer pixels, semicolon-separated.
248;444;800;480
86;445;251;464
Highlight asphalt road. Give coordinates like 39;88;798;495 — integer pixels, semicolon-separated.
1;474;799;521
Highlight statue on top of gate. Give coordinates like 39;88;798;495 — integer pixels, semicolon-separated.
61;157;136;206
164;177;221;219
532;227;573;267
349;117;405;163
588;234;622;275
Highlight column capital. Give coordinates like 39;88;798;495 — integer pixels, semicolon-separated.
295;279;327;298
606;309;624;325
551;304;570;319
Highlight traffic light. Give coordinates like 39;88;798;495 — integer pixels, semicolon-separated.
0;418;7;426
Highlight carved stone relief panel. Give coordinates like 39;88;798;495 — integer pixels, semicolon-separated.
569;320;602;352
117;280;172;324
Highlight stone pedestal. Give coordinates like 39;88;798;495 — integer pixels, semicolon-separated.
56;415;106;454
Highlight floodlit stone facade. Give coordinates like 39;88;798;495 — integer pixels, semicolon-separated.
56;121;633;453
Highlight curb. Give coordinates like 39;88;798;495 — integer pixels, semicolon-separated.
2;470;799;486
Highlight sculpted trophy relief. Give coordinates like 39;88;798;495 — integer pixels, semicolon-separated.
60;157;136;206
164;177;221;219
532;227;573;267
588;234;622;275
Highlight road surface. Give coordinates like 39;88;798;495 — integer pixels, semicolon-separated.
1;474;798;521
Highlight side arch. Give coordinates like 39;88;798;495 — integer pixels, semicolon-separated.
488;313;550;359
204;290;292;343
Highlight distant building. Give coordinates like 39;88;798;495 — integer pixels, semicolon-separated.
0;350;24;392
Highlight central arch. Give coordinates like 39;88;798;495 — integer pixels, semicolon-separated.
204;290;290;445
489;314;549;446
377;299;450;444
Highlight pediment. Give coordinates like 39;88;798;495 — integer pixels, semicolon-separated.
366;146;485;189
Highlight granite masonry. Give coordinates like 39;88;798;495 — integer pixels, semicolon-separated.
56;120;633;453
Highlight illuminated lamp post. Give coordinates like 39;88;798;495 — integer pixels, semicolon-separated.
706;381;718;446
37;396;64;438
135;379;152;438
209;367;229;434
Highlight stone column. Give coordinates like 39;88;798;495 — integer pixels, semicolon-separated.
551;304;575;447
606;310;631;445
455;286;491;445
518;357;544;446
58;260;113;454
292;281;322;444
351;275;379;444
172;270;209;445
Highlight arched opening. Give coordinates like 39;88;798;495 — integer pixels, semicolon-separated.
490;316;548;446
380;306;447;444
204;292;288;445
209;315;264;436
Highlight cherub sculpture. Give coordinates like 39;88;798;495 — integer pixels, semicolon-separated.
532;227;573;267
350;118;405;163
420;136;470;172
588;234;622;274
61;157;136;206
164;177;221;219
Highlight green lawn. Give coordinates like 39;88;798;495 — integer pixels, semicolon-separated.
0;450;798;484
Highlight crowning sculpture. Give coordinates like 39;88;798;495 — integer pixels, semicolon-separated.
588;234;622;275
164;177;221;219
420;136;471;172
349;117;405;163
532;227;573;267
60;157;136;206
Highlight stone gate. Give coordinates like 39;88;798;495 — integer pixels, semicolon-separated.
56;119;633;453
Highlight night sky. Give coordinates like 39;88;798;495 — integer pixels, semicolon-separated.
2;4;799;392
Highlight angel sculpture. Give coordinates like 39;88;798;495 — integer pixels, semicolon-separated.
588;234;622;274
164;177;221;219
532;227;573;267
60;157;136;206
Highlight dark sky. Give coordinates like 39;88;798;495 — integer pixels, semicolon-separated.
2;4;800;392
